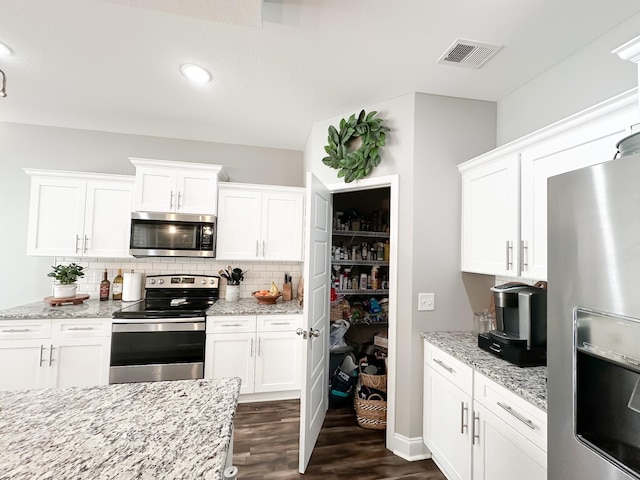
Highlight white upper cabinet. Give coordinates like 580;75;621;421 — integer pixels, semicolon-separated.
459;91;639;279
130;158;228;214
460;155;520;276
25;170;134;257
216;183;305;261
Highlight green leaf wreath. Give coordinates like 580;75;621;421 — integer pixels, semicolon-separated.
322;109;390;183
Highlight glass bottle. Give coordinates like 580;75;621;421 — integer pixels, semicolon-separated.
99;269;110;301
112;269;123;300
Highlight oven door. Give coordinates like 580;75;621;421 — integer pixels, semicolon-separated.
109;319;205;384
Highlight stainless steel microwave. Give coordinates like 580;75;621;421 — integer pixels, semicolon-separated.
129;212;216;257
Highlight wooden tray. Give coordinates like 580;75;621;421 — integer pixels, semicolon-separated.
44;294;90;306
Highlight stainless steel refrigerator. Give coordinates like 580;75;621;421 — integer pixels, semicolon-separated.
548;152;640;480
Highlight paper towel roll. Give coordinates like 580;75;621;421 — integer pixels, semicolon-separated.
122;272;143;302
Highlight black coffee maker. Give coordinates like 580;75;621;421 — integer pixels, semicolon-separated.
478;282;547;366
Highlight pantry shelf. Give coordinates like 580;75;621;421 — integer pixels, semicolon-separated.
332;260;389;267
332;230;390;239
335;289;389;295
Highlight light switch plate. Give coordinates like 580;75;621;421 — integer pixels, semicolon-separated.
418;293;435;311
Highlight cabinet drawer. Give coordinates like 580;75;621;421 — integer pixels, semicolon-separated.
474;371;547;452
0;320;51;340
52;318;111;338
207;315;256;333
424;341;473;395
257;315;302;332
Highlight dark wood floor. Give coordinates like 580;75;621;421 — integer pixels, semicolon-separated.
232;399;446;479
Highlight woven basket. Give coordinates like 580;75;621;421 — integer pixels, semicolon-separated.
359;371;387;392
354;393;387;430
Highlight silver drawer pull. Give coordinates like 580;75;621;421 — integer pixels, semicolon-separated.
460;402;468;434
67;326;94;331
39;344;46;367
2;328;31;333
221;323;242;327
269;322;290;326
433;358;455;374
497;401;536;429
472;412;480;444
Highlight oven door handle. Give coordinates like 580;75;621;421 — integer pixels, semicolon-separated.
112;322;205;333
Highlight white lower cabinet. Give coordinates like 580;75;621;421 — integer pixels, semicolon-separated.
205;314;302;397
423;341;547;480
0;318;111;391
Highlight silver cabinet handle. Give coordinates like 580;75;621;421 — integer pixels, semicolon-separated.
506;240;513;270
258;337;262;356
256;240;259;257
84;235;89;253
39;344;46;367
521;240;528;271
68;326;94;331
461;402;468;434
75;235;81;254
472;411;480;445
49;344;54;366
177;191;182;211
269;322;291;326
433;358;455;374
2;328;31;333
262;240;265;257
169;191;174;210
220;323;242;327
250;337;254;357
497;401;536;430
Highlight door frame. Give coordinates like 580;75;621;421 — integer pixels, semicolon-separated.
327;174;399;449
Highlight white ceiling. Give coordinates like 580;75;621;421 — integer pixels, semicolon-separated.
1;0;640;151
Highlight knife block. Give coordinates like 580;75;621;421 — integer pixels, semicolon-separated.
282;283;292;301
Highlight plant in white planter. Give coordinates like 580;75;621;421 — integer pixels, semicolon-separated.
48;263;85;298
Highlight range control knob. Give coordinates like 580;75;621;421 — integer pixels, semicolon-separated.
149;279;156;285
158;279;164;284
201;279;207;285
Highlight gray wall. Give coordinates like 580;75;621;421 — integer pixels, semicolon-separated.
304;92;496;447
0;122;303;309
497;12;640;146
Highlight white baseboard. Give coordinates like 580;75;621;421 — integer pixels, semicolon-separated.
237;390;300;403
392;433;431;461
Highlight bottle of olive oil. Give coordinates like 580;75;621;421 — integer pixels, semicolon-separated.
112;269;123;300
99;269;110;301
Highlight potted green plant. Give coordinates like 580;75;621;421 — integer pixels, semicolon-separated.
48;263;85;298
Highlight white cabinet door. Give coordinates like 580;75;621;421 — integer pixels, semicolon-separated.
254;330;302;393
217;185;305;261
82;179;133;257
423;365;472;480
176;170;220;214
205;332;255;395
0;340;48;391
26;176;86;256
472;402;546;480
50;337;111;388
261;191;304;261
461;155;520;276
216;188;262;259
133;165;176;213
520;109;636;280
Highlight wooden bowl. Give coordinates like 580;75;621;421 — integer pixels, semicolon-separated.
252;291;282;305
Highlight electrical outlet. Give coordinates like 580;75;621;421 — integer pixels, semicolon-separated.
418;293;435;311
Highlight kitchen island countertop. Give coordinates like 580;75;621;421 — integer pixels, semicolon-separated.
422;331;547;411
0;378;241;479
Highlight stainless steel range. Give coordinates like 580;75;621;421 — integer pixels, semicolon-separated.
110;274;219;384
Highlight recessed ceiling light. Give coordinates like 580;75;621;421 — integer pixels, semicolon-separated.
180;63;211;84
0;41;12;56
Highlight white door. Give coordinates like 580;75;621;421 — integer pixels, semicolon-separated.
50;337;111;388
134;166;176;212
261;191;305;261
0;340;48;391
206;332;256;395
472;402;546;480
298;173;331;473
254;331;302;393
216;188;262;259
176;169;219;214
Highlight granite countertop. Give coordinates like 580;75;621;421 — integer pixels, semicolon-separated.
207;298;303;316
0;378;241;479
422;331;547;411
0;299;124;320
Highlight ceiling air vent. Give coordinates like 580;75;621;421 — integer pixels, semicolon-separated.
438;39;502;69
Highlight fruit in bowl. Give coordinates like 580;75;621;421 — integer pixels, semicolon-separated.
252;283;282;304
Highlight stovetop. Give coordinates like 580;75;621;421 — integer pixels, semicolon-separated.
113;274;219;320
